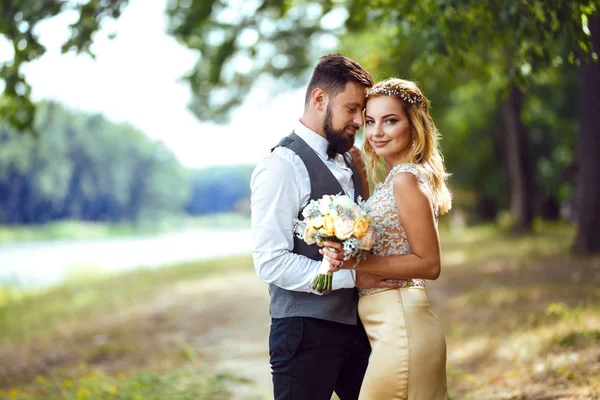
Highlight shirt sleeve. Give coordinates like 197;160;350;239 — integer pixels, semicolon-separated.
250;151;356;293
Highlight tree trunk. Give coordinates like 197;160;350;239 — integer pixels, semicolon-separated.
502;86;535;233
476;194;498;221
572;15;600;254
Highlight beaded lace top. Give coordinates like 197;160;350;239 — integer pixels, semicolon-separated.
358;163;434;297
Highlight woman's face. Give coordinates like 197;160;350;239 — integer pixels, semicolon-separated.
365;96;413;165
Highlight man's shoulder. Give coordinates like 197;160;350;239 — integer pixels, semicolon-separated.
262;146;299;167
253;147;303;179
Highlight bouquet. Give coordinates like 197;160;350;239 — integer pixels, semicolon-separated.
294;194;376;294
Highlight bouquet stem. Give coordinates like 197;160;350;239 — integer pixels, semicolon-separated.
311;256;334;294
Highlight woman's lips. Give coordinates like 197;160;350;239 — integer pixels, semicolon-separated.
371;140;389;148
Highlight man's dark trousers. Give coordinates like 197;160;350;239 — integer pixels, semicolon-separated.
269;316;371;400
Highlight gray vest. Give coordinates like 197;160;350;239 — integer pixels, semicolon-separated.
269;132;365;325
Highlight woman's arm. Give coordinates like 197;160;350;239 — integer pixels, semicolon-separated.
322;171;442;280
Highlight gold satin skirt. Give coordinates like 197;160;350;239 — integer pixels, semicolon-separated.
358;287;448;400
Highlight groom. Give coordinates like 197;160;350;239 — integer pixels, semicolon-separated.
251;54;402;399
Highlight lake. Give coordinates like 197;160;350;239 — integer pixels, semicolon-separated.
0;228;253;288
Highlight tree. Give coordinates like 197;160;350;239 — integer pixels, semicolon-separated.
0;0;129;132
572;15;600;254
165;0;599;247
0;101;190;223
165;0;341;123
3;0;598;251
347;1;598;233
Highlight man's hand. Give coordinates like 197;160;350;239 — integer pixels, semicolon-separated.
355;271;402;289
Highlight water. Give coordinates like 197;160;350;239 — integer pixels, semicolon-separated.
0;228;253;288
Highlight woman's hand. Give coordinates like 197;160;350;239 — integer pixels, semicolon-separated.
319;241;347;272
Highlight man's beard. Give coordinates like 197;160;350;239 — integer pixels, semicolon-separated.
323;104;358;156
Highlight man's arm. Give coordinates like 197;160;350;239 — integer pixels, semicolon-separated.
251;151;356;293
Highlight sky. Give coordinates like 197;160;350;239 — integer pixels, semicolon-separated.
0;0;309;169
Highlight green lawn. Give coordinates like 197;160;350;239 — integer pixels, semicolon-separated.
0;255;257;400
436;222;600;398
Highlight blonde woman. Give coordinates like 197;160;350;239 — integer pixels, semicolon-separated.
322;78;452;399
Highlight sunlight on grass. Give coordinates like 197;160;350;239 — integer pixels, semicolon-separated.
1;367;252;400
0;255;254;343
440;246;600;398
440;221;575;267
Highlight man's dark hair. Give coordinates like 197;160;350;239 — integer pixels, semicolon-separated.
304;54;374;106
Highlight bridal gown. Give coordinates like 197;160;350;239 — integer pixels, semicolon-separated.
358;163;448;400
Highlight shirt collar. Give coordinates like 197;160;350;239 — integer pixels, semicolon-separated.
294;120;329;160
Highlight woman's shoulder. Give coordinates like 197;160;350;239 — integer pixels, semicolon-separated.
390;164;435;209
387;163;427;185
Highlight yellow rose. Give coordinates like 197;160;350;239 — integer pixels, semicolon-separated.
320;215;336;237
352;217;369;238
303;224;317;245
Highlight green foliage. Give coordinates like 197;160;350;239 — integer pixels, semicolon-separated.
0;0;129;133
554;330;600;348
160;0;600;122
347;0;597;88
166;0;339;122
0;101;190;224
340;24;579;217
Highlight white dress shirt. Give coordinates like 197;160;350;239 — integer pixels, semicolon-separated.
251;120;356;294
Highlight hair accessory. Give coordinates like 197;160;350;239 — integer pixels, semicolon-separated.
368;86;423;104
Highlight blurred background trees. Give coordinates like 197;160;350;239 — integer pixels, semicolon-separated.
0;0;599;253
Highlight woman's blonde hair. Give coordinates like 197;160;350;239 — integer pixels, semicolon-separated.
364;78;452;215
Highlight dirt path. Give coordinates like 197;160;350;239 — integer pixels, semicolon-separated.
171;272;273;399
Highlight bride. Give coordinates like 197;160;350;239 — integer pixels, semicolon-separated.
323;78;452;399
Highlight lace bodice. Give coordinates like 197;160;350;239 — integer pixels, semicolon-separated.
359;164;432;297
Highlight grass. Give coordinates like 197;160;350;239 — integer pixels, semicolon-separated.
1;368;249;400
0;255;254;342
433;221;600;399
1;221;599;399
0;213;250;244
0;255;257;399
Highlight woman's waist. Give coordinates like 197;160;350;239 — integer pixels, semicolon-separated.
358;279;424;298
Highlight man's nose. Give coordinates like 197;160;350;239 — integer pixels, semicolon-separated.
354;112;364;127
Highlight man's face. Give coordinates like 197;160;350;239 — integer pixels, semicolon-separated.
323;82;368;155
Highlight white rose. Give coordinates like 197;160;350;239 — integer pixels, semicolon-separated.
310;216;324;229
319;197;332;215
329;208;339;217
334;216;354;240
333;195;354;209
